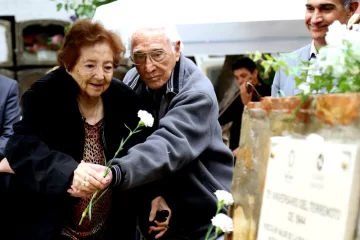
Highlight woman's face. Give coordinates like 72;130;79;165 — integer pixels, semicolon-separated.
70;42;114;99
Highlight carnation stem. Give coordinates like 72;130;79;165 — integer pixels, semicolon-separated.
78;122;143;225
205;201;224;240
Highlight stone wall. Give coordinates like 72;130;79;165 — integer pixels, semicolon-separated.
226;94;360;239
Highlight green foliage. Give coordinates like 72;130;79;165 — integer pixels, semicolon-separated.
235;53;277;87
51;0;117;19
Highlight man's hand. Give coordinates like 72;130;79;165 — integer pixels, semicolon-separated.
0;158;15;174
67;161;110;197
232;147;240;158
149;196;171;239
240;81;252;105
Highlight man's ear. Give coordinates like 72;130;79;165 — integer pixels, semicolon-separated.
349;1;359;17
174;41;181;61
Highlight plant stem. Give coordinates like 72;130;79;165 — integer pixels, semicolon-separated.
78;122;142;225
205;202;224;240
205;225;214;240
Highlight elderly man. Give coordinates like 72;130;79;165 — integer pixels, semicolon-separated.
272;0;359;96
104;24;234;240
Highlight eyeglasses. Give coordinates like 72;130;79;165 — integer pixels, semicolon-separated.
130;50;167;65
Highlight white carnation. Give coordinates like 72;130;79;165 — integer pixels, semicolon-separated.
211;213;234;233
325;20;347;46
298;82;310;94
137;110;154;127
214;190;234;206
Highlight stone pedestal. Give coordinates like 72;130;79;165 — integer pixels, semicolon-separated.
226;94;360;240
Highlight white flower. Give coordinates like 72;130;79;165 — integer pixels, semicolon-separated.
317;45;346;78
214;190;234;206
325;20;348;46
211;213;234;233
137;110;154;127
298;82;310;94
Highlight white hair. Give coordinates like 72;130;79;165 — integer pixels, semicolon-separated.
127;22;184;54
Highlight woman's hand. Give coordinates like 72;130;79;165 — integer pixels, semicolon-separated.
68;161;106;197
0;158;15;174
67;162;112;197
149;196;172;239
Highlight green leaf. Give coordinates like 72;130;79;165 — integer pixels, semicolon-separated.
64;3;68;11
284;68;290;76
253;51;262;62
56;3;63;11
124;124;131;133
248;53;253;60
133;129;143;134
64;25;70;33
277;60;288;67
264;54;274;61
76;4;96;18
294;76;302;87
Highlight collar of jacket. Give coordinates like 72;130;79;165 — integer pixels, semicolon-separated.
48;67;81;97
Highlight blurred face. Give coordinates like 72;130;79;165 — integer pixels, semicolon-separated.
131;29;181;90
233;68;257;87
70;42;114;99
305;0;355;46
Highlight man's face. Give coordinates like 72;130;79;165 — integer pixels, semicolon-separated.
305;0;353;45
131;29;181;90
233;68;257;87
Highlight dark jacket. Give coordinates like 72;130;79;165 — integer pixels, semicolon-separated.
113;54;234;239
3;68;145;240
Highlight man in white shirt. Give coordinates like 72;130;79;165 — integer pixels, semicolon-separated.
271;0;359;96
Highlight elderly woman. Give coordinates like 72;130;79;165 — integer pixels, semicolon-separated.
2;19;168;240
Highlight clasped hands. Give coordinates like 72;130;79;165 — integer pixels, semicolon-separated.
68;161;171;239
0;159;113;198
67;160;113;198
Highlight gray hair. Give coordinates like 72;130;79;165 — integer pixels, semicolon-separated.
127;22;184;53
342;0;353;8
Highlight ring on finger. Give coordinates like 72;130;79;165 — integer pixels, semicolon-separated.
82;180;87;187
